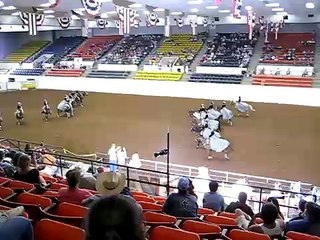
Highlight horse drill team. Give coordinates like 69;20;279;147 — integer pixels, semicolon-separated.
0;91;88;130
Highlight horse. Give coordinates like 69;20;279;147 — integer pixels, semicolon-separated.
57;100;73;118
230;98;255;117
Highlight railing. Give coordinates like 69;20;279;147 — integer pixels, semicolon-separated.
0;137;317;219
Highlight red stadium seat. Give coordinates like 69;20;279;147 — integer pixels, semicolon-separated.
134;195;156;203
0;186;14;199
138;201;162;212
49;182;67;191
286;231;320;240
198;208;215;216
153;196;166;205
219;212;237;219
132;191;149;197
0;204;29;218
6;180;34;191
34;219;85;240
150;226;200;240
229;229;271;240
0;177;11;185
181;220;222;239
144;212;177;227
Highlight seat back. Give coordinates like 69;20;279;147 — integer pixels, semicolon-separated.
219;212;237;219
229;229;271;240
49;182;67;191
205;215;237;226
0;204;29;218
16;192;52;209
132;191;149;197
138;201;163;211
0;186;14;199
144;212;177;225
35;219;85;240
286;231;320;240
55;202;88;217
198;208;215;216
7;180;34;190
150;226;200;240
182;220;221;234
0;177;11;185
134;195;156;203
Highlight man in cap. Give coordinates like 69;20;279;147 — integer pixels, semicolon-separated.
163;177;198;217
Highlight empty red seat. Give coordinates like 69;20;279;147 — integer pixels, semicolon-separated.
229;229;271;240
6;180;34;191
286;231;320;240
0;186;14;199
150;226;200;240
34;219;85;240
134;195;156;203
144;212;177;227
138;201;162;212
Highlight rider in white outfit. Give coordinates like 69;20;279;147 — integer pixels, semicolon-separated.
201;115;221;132
220;101;233;126
207;102;222;120
234;97;255;117
205;131;230;160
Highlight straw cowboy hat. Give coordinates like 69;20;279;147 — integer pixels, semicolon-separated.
96;172;126;195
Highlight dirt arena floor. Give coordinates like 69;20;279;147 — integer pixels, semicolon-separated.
0;90;319;185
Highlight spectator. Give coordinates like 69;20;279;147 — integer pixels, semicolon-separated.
85;195;144;240
249;203;285;236
203;181;225;212
71;163;96;190
82;171;130;207
58;169;93;205
14;154;46;185
0;150;15;178
267;197;285;220
225;192;254;217
0;206;33;240
188;179;198;200
286;202;320;236
163;177;198;217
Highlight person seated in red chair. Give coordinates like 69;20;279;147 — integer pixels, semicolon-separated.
14;154;46;185
225;192;254;218
57;169;93;205
163;177;198;218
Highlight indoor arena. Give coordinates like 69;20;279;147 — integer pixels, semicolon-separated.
0;0;320;239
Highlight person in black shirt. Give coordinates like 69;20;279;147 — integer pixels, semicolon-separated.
14;154;46;185
225;192;254;217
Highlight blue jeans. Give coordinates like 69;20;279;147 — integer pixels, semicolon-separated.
0;217;33;240
109;159;118;172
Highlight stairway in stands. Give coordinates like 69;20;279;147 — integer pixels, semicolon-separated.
313;31;320;88
242;33;265;85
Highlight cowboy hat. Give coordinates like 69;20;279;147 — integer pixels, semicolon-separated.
96;172;126;195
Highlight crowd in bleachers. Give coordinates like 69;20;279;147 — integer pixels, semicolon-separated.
10;68;45;76
189;73;243;84
0;145;319;240
201;33;257;68
260;33;315;66
101;35;163;65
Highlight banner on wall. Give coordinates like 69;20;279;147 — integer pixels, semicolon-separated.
19;12;45;36
247;10;256;40
21;80;36;90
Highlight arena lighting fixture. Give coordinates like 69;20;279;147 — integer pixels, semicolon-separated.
45;15;55;18
71;15;80;20
218;9;230;13
245;6;252;11
205;6;218;9
40;2;51;7
129;3;142;8
100;12;108;18
265;3;280;7
276;11;288;15
187;14;198;18
171;11;183;15
143;10;150;14
305;2;315;9
11;11;19;16
154;8;165;12
187;0;203;5
106;10;117;14
0;1;4;7
2;6;16;10
43;9;54;14
272;7;284;12
190;8;199;13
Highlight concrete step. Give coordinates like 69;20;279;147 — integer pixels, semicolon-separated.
247;34;265;72
189;40;208;72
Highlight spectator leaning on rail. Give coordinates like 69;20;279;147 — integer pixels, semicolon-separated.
82;171;133;207
225;192;254;217
202;181;225;212
163;177;198;217
57;169;93;205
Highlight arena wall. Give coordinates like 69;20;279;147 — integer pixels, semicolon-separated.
27;76;320;107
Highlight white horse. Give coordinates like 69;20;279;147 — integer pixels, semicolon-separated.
57;100;73;118
232;97;255;117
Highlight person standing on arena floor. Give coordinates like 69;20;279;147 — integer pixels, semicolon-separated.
15;102;24;126
225;192;254;217
57;169;93;205
163;177;198;217
0;112;3;131
108;144;118;172
41;98;52;122
203;181;225;212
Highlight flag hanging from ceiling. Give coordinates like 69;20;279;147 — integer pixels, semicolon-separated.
57;17;71;29
202;17;208;27
215;0;222;5
81;0;102;16
49;0;60;9
96;19;108;29
145;12;159;27
19;12;44;36
232;0;242;19
247;10;256;40
175;17;184;28
115;20;124;35
114;5;136;34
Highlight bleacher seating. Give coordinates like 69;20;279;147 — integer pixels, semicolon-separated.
87;70;130;79
134;71;183;81
46;68;85;77
11;68;45;76
150;34;204;66
26;37;86;66
252;74;313;88
260;33;315;66
0;68;9;74
190;73;243;84
101;34;163;65
201;32;256;68
1;41;49;63
67;36;122;61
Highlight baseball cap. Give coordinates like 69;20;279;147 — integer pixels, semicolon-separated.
177;177;190;191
